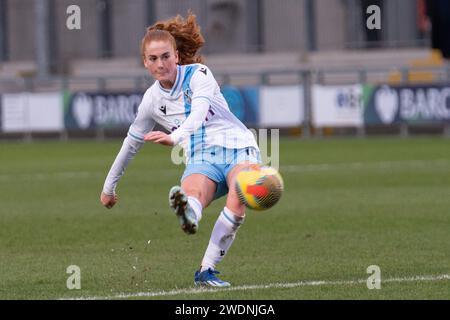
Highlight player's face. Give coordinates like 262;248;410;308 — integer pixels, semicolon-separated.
143;40;179;88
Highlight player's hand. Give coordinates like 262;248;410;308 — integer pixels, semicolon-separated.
144;131;174;146
100;192;118;209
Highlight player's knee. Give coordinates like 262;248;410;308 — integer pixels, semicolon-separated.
226;192;246;216
183;185;202;200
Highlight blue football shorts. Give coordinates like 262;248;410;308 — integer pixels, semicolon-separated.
181;145;262;200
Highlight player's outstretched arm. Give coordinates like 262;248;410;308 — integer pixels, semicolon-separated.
100;192;118;209
100;89;155;209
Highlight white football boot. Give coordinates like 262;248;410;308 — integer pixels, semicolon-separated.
168;186;198;235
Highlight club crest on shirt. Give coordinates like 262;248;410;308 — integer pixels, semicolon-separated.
183;88;193;104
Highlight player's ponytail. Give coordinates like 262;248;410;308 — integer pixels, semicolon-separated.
141;12;205;65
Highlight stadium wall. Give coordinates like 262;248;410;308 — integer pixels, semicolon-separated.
3;0;425;65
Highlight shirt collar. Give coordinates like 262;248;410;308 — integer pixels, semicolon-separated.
170;65;182;97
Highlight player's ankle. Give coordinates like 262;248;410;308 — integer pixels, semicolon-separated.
200;265;212;272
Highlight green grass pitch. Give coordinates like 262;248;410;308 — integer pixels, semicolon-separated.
0;137;449;299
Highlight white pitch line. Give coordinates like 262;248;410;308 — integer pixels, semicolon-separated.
60;274;450;300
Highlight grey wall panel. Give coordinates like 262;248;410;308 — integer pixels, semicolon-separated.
315;0;346;50
262;0;305;52
55;0;100;64
8;0;35;61
111;0;147;58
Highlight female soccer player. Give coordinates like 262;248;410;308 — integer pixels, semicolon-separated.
100;13;261;287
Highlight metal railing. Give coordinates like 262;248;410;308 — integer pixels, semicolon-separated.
1;63;450;140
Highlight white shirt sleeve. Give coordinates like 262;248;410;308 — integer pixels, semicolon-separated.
169;66;215;145
102;90;155;195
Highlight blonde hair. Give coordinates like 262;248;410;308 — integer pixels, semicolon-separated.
141;12;205;65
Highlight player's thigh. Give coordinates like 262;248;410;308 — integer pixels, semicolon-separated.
225;161;255;216
181;173;217;208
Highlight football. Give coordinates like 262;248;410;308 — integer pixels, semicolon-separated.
235;164;284;211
